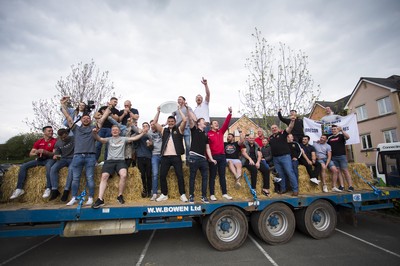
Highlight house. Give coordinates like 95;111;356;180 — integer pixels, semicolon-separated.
345;75;400;174
210;115;260;141
308;95;351;120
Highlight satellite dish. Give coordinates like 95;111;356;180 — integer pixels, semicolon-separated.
160;101;177;114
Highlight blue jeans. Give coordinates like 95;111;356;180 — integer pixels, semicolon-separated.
291;159;299;180
189;155;209;197
64;164;73;191
96;127;111;161
50;158;72;189
261;159;270;170
17;159;55;189
273;154;298;192
71;154;96;197
151;154;161;194
331;155;348;169
209;154;227;195
183;127;191;161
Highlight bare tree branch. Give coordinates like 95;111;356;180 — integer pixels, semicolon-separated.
24;60;116;132
240;28;321;130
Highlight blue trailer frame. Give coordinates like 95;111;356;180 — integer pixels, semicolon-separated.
1;188;399;250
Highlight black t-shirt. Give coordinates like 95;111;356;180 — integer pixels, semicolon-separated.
327;134;346;156
98;106;119;128
190;126;208;156
288;141;302;159
268;130;290;156
120;108;139;125
224;141;241;159
248;144;258;162
300;143;316;159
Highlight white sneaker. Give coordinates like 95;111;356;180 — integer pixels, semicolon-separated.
210;195;217;201
222;194;233;200
150;194;157;201
66;197;77;206
180;194;188;202
273;177;282;183
323;185;328;193
42;188;51;198
310;178;321;185
85;197;93;205
10;189;25;199
332;187;343;192
156;194;168;202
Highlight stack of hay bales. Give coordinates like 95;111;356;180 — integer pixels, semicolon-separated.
0;163;373;206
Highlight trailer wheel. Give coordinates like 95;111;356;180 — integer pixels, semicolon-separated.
202;206;248;251
295;199;337;239
251;202;295;245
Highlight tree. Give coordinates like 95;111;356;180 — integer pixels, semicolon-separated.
24;60;116;132
239;28;321;130
0;133;41;160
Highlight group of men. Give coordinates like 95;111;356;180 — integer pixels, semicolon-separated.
9;79;354;206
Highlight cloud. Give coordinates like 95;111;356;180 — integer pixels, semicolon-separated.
0;0;399;143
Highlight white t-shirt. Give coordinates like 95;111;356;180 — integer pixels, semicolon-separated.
194;101;210;123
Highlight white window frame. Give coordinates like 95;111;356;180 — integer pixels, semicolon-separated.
377;96;393;115
360;134;372;150
383;129;398;143
355;105;368;121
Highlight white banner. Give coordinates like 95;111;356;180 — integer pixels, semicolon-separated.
303;113;360;145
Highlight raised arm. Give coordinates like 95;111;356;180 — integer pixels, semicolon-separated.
60;97;74;128
285;116;296;134
201;77;210;103
96;105;112;129
187;106;197;129
127;128;149;142
220;107;232;133
278;109;290;125
92;128;108;144
178;106;187;134
153;106;161;124
339;126;350;140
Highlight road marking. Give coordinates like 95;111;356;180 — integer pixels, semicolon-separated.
248;235;279;266
136;230;156;266
0;235;56;265
336;229;400;258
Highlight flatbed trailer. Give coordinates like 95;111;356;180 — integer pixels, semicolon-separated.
1;187;399;251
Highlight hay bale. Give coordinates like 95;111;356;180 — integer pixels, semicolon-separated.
0;162;375;207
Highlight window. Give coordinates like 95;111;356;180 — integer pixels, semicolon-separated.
377;97;393;115
360;134;372;150
383;129;398;143
355;105;368;121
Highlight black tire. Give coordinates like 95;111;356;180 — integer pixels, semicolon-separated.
295;199;337;239
202;206;248;251
251;203;295;245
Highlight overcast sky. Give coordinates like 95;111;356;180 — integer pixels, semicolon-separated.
0;0;399;143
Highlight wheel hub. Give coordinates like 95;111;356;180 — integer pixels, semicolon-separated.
219;218;232;232
312;211;322;223
268;214;279;228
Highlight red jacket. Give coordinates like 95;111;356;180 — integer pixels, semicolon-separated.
208;113;232;155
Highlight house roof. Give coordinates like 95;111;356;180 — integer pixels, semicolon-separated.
309;94;351;117
209;114;280;130
345;75;400;108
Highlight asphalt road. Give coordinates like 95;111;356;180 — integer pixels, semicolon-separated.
1;212;399;266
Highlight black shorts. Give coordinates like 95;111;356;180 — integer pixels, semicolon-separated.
101;160;127;176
